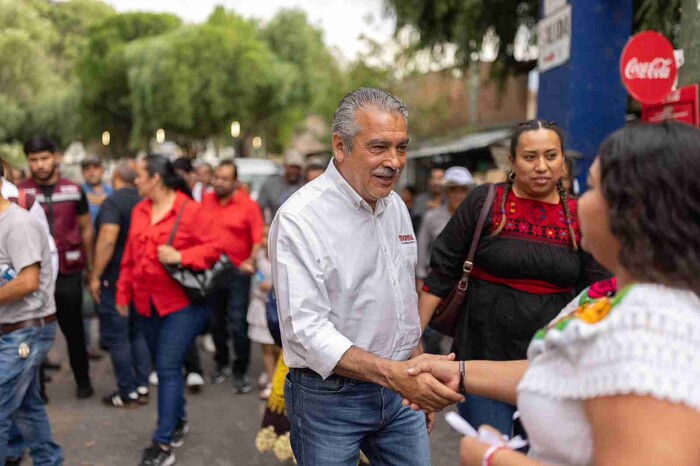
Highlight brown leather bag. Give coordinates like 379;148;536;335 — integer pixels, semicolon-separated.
429;184;496;337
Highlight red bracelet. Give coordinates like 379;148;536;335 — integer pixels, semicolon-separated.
482;445;508;466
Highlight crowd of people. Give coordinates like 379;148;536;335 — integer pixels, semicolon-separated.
0;86;698;466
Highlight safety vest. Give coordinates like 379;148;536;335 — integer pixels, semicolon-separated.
20;178;86;275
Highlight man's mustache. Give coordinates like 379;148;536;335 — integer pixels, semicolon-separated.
372;167;400;177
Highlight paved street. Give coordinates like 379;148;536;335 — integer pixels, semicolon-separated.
42;329;462;466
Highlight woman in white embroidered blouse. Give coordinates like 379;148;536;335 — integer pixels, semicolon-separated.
407;121;700;466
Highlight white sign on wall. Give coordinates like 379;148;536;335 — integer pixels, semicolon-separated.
543;0;567;16
537;4;572;73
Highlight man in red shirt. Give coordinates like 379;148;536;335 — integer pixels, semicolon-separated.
201;160;264;393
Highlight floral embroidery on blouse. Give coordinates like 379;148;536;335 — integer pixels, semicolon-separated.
533;278;629;340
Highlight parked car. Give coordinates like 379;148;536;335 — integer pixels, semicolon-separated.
235;158;280;201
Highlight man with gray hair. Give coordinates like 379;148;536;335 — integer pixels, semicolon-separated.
270;88;462;465
89;159;151;408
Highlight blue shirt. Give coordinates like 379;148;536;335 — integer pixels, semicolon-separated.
82;183;113;223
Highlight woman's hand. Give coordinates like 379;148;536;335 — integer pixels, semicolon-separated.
406;356;462;391
460;436;493;466
157;245;182;265
116;304;129;317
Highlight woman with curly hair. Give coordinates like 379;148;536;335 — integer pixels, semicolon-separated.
418;120;609;435
409;121;700;466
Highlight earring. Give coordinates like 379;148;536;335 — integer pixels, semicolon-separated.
508;171;516;182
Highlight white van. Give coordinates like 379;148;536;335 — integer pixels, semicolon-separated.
235;158;280;201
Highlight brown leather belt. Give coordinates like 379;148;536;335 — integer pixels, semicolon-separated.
1;314;57;335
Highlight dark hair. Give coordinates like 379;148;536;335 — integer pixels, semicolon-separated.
493;120;577;250
402;185;418;196
143;154;192;198
172;157;193;174
23;137;56;156
217;159;237;179
0;159;5;179
598;121;700;295
509;120;565;158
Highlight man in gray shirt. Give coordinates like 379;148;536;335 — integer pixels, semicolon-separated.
257;149;304;223
0;175;62;465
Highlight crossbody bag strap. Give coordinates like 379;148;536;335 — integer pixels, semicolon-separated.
457;184;497;291
167;199;189;247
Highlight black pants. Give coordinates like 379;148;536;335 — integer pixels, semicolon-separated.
55;273;91;387
210;274;251;375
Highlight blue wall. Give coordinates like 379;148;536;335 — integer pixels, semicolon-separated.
538;0;633;188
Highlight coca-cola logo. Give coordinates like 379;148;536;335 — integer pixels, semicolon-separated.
624;57;673;80
620;31;677;104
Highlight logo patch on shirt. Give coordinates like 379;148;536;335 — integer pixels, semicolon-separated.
399;234;416;245
60;184;80;194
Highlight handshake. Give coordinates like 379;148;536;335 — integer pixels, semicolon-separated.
388;353;465;413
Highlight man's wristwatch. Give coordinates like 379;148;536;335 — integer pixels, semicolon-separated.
458;360;466;394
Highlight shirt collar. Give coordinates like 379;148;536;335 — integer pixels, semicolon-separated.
212;188;247;207
324;159;392;214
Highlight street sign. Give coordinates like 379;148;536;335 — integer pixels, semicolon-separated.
642;84;699;127
538;4;571;73
620;31;677;104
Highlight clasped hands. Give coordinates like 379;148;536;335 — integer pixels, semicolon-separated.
392;353;464;413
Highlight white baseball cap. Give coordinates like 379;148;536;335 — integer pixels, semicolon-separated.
441;166;475;187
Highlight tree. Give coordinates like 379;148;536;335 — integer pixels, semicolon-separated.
78;12;182;154
259;9;347;120
384;0;682;76
125;9;302;152
0;0;113;148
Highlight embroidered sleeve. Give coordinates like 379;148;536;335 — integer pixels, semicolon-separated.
520;286;700;412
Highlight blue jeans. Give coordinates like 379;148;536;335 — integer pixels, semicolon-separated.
285;369;430;466
458;394;516;436
0;323;62;465
138;304;207;445
210;274;251;375
99;286;151;398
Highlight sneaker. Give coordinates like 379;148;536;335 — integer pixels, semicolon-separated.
137;386;150;405
139;444;175;466
186;372;204;394
77;384;94;399
170;419;190;448
209;366;232;385
259;383;272;400
102;391;139;408
5;456;22;466
201;334;216;353
257;372;269;389
232;373;252;394
149;371;159;386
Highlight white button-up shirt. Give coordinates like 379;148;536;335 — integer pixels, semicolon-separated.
269;161;421;379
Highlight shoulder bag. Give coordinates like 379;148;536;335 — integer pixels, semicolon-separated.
429;184;496;336
165;199;236;301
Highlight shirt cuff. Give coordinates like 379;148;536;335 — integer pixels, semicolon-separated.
306;329;354;379
423;271;457;299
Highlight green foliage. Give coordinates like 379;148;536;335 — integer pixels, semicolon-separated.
0;1;393;156
386;0;538;75
78;12;183;153
0;0;114;149
385;0;682;75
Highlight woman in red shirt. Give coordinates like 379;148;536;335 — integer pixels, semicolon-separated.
116;155;220;466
